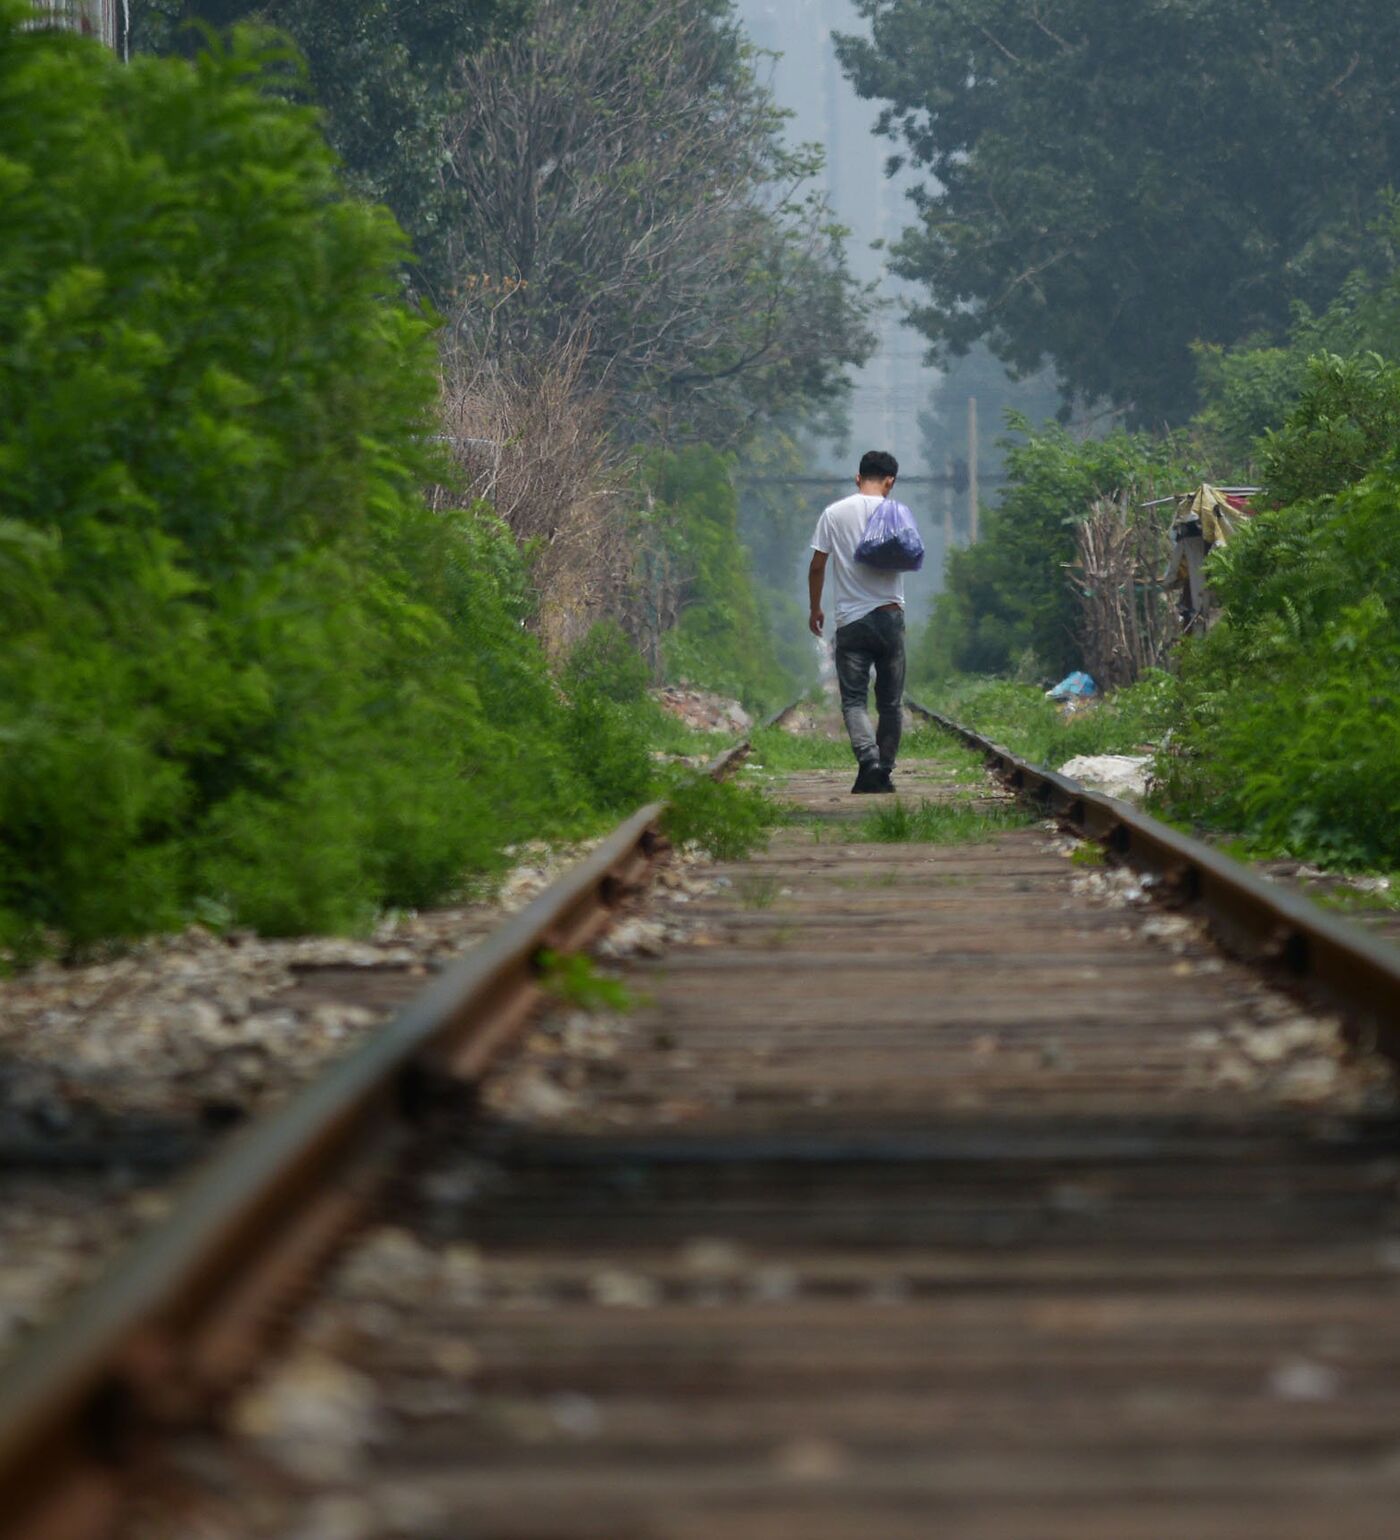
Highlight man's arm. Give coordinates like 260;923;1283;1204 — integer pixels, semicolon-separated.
808;550;828;637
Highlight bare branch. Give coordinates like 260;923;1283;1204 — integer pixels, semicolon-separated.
976;25;1022;66
1323;52;1362;97
1029;6;1076;53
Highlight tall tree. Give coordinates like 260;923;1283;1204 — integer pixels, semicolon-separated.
838;0;1400;424
442;0;876;446
132;0;524;286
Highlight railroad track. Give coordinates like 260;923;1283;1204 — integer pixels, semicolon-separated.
3;701;1399;1540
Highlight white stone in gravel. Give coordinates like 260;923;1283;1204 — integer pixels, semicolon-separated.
549;1390;603;1439
589;1268;660;1308
493;1068;579;1121
334;1228;440;1304
1275;1058;1342;1103
1242;1019;1335;1064
229;1350;381;1482
1269;1359;1340;1402
678;1237;746;1276
1058;754;1152;801
1140;915;1197;945
596;918;667;958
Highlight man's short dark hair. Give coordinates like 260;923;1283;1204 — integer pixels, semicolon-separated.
859;449;898;481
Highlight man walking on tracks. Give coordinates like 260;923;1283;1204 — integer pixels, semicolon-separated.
808;449;910;794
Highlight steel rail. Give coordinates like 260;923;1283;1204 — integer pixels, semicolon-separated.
0;735;764;1540
906;696;1400;1051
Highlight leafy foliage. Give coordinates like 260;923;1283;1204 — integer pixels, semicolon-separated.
1256;354;1400;507
537;949;632;1013
131;0;524;288
918;420;1198;679
0;16;672;958
650;447;796;708
1191;340;1309;474
735;423;830;692
838;0;1400;423
559;623;660;814
444;0;876;447
661;772;782;862
1159;469;1400;868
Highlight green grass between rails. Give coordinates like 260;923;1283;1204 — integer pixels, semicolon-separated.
661;772;784;862
898;723;991;776
856;797;1035;845
746;726;853;771
748;719;989;778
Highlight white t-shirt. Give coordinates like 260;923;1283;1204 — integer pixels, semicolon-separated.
810;493;905;630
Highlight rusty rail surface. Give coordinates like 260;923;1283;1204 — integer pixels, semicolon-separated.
906;696;1400;1051
0;735;763;1540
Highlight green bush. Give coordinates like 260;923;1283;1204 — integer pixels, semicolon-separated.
918;419;1200;680
0;17;657;957
1257;352;1400;506
561;692;655;815
1191;338;1306;470
559;621;690;811
561;620;652;706
650;446;794;709
1158;472;1400;868
1;17;442;948
661;772;782;861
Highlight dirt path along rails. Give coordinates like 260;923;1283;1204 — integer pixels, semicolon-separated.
128;737;1400;1540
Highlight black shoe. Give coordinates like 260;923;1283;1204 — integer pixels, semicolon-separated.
872;765;895;794
851;760;885;794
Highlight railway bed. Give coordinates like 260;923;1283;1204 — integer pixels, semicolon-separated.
4;710;1400;1539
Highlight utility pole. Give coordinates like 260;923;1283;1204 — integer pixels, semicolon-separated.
942;455;955;556
967;395;980;544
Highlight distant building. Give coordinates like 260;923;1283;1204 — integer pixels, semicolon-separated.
30;1;123;53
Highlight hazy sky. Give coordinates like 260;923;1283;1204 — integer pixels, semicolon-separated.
733;0;941;474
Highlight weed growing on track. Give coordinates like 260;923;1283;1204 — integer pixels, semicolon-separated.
661;775;783;861
857;799;1033;844
538;951;632;1013
749;720;987;778
914;677;1177;766
736;874;782;909
747;727;853;771
898;723;991;776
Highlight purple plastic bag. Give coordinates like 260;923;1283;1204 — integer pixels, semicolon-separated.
854;498;925;572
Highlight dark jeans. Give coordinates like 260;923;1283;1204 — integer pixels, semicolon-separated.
834;607;905;767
